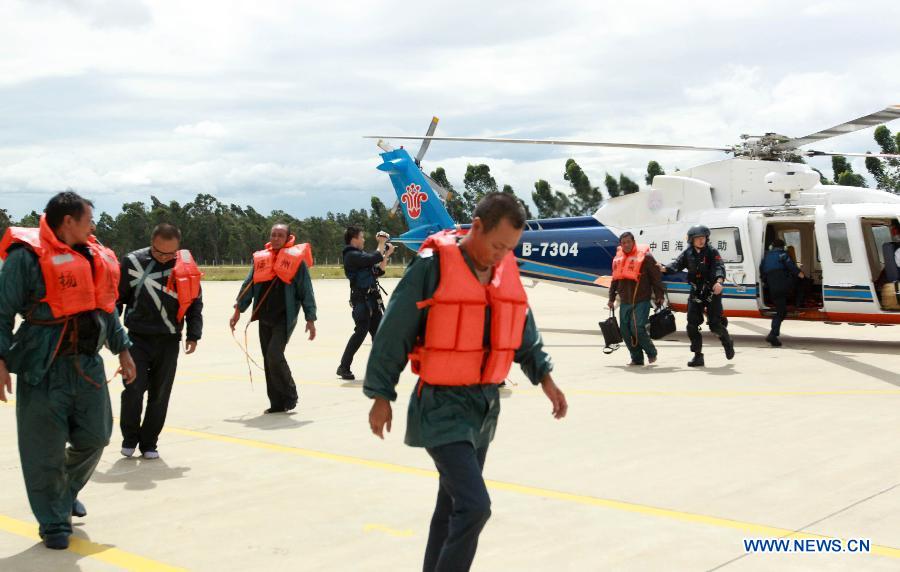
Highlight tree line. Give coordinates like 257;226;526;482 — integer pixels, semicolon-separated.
1;194;410;266
2;125;897;263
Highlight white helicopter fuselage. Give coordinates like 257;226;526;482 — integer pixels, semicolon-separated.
519;159;900;325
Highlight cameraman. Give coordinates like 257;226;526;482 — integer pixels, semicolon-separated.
337;227;395;380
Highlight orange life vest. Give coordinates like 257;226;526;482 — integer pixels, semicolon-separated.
0;215;120;318
252;236;314;284
166;249;203;322
408;230;528;386
611;244;649;282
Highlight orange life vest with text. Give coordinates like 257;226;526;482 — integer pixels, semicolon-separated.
408;230;528;386
167;249;203;322
0;215;120;319
252;236;314;284
611;244;649;282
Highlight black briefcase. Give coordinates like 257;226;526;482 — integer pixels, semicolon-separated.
599;311;623;354
649;305;677;340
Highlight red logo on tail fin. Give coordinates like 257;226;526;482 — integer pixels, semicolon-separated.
401;184;428;219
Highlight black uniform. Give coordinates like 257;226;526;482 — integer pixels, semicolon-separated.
665;245;733;356
339;246;385;372
118;247;203;454
759;247;801;340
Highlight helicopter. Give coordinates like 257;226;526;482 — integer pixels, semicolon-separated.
367;106;900;325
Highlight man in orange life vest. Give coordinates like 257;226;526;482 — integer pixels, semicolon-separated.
118;223;203;459
0;191;137;550
230;223;317;413
607;231;666;366
364;193;568;572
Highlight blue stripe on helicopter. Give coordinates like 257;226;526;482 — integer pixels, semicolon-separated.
517;259;601;285
663;281;758;299
823;286;874;302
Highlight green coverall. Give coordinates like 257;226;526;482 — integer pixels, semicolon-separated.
0;246;131;536
363;250;553;449
235;261;318;339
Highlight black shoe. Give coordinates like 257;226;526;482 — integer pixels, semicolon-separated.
687;353;705;367
724;340;735;360
72;499;86;518
43;533;69;550
766;334;782;347
264;407;286;414
336;366;355;381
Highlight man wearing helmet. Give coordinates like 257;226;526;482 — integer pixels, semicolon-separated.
659;224;735;367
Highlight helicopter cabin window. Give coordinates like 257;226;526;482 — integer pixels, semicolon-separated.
827;223;852;263
709;227;743;263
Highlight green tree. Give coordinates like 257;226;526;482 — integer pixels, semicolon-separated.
430;167;467;223
17;211;41;227
619;174;639;195
501;184;533;219
564;159;602;215
832;156;867;188
864;125;900;194
0;208;9;236
604;173;620;198
812;168;832;185
532;179;571;218
461;164;498;222
645;161;665;186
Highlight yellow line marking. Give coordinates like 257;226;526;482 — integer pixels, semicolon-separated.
0;514;186;571
363;523;415;538
163;425;900;560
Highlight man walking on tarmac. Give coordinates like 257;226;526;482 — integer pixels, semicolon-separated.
230;223;317;413
364;193;568;572
118;223;203;459
607;231;666;366
337;226;395;380
660;224;735;367
759;238;804;347
0;191;136;550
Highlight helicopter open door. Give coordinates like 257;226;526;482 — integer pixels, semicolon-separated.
758;219;824;313
815;212;880;320
861;217;900;311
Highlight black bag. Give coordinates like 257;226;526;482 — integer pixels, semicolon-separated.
599;310;623;354
649;304;677;340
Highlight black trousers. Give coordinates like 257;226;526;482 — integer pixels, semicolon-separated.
769;288;788;337
259;320;298;410
339;297;383;370
120;333;180;453
424;442;491;572
686;294;732;353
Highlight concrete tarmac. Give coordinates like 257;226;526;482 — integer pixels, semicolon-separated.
1;279;899;571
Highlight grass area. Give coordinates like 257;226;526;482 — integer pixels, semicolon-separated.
199;265;406;281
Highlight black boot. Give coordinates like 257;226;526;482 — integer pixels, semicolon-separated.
766;333;782;347
336;366;355;381
43;533;69;550
687;353;705;367
72;499;87;518
724;339;735;360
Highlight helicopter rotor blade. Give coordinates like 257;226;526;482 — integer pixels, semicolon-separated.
415;117;440;164
802;150;900;159
778;105;900;149
364;135;733;153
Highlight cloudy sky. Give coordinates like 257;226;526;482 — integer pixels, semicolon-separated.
2;0;899;219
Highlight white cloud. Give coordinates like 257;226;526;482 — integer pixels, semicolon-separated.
174;121;228;138
2;0;900;219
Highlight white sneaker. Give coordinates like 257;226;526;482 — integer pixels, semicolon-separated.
142;451;160;460
121;447;136;457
